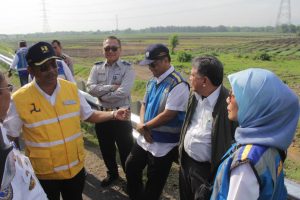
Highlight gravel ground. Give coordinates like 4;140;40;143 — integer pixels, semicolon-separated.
82;140;179;200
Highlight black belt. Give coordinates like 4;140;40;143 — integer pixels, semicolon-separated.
183;150;211;166
99;106;120;111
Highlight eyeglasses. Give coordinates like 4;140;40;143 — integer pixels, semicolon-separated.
0;84;13;92
104;46;119;52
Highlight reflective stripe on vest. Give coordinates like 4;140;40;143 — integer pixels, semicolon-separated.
152;125;181;133
54;159;79;172
24;111;80;128
25;132;82;147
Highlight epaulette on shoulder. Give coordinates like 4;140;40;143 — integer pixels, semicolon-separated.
121;60;131;66
94;61;104;65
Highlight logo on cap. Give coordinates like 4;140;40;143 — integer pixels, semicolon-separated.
145;52;150;58
40;46;49;53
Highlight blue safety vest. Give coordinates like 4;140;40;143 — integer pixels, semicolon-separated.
211;144;287;200
56;60;67;80
144;71;187;143
16;48;28;77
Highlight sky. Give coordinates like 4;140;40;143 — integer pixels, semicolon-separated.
0;0;300;34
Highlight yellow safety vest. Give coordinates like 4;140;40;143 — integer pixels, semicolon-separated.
13;79;85;180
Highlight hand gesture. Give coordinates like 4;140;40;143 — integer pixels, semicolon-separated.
136;123;153;143
114;108;130;121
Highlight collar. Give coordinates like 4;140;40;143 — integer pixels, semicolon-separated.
104;59;121;68
155;66;174;84
33;79;61;98
194;85;221;107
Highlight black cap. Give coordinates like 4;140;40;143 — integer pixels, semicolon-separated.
139;44;169;65
26;42;59;66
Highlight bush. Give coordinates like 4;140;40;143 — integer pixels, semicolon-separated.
177;51;192;62
254;52;271;61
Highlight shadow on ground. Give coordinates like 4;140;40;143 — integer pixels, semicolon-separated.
83;172;128;200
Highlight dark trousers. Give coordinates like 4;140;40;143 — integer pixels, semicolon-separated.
95;120;133;176
39;168;86;200
125;143;177;200
179;151;211;200
19;75;28;86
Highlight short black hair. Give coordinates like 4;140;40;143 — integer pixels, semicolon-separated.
192;55;223;86
19;40;27;47
158;54;171;63
52;40;61;47
104;36;121;47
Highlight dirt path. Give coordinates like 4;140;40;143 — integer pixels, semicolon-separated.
82;140;179;200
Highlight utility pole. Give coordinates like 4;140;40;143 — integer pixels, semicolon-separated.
42;0;51;33
276;0;291;28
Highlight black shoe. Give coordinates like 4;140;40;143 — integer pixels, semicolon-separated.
101;174;119;187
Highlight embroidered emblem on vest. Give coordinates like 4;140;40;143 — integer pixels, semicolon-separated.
0;184;13;200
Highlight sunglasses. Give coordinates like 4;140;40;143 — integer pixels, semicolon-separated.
0;84;13;92
38;60;58;72
104;46;119;52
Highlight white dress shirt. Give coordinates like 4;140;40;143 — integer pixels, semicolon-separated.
4;80;94;138
184;86;221;162
137;66;190;157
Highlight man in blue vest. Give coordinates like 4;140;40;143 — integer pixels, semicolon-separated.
125;44;190;200
9;40;29;86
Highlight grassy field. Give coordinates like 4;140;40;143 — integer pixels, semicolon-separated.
1;32;300;182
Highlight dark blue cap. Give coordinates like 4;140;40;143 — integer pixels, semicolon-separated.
26;42;59;66
139;44;170;66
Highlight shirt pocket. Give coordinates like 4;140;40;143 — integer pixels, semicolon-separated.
111;73;122;84
204;110;213;131
97;72;106;82
29;150;53;175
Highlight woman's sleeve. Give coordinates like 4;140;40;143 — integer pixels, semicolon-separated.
227;163;259;200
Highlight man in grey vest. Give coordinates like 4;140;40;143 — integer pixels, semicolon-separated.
178;56;237;200
87;36;135;187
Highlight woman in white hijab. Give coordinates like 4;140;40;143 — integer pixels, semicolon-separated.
211;68;299;200
0;71;47;200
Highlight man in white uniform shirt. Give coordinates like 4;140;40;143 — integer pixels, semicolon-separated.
125;44;189;200
178;56;237;200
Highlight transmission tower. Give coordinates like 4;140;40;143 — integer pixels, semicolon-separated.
116;15;119;33
42;0;51;33
276;0;291;27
